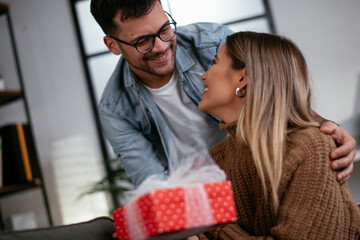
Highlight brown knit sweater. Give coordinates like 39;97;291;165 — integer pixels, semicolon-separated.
200;121;360;240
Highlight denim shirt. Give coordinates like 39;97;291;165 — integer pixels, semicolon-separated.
98;23;233;186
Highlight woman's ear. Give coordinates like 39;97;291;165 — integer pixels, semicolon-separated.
104;36;122;55
237;68;248;89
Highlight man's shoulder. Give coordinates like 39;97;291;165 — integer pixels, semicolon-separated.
98;58;131;111
176;22;233;47
177;22;228;33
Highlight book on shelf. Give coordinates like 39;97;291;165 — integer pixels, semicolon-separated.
0;123;39;187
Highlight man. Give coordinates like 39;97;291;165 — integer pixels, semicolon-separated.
91;0;356;186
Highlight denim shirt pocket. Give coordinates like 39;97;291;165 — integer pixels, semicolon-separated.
116;90;159;142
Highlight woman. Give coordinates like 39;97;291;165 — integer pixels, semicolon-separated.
196;32;360;239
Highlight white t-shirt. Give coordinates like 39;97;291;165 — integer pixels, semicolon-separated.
145;71;220;163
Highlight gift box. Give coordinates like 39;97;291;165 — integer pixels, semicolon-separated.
113;180;237;240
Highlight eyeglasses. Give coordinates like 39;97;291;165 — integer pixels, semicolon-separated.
110;12;177;54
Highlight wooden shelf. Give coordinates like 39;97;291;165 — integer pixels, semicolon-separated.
0;2;9;15
0;90;22;106
0;182;41;197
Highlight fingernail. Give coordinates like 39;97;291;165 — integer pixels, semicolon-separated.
332;162;338;169
338;174;342;180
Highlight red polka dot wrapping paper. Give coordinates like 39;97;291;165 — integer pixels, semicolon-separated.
113;181;237;240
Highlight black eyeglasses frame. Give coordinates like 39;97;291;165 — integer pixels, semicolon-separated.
109;11;177;54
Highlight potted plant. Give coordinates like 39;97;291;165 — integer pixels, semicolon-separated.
79;158;134;212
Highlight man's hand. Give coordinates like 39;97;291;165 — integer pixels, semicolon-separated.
320;121;356;183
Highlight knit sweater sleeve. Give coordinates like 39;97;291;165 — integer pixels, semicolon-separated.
269;128;359;239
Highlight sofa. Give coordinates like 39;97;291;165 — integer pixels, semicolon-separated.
0;216;114;240
1;205;359;240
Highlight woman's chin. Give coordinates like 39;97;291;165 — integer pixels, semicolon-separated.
198;102;208;114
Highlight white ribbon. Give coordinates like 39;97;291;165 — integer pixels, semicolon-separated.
123;154;226;203
184;184;216;227
125;200;147;240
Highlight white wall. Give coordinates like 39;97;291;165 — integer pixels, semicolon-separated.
0;0;359;229
269;0;360;202
270;0;360;124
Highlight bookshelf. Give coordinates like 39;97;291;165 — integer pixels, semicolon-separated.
0;2;53;229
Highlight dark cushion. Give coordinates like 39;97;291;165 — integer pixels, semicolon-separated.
0;217;115;240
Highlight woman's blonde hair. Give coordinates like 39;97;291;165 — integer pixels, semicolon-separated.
226;32;319;211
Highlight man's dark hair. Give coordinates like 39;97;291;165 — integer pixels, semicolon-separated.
90;0;158;35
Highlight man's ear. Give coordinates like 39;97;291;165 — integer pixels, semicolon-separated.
104;36;122;55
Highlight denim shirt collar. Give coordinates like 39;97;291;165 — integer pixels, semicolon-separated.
175;44;196;72
122;61;137;89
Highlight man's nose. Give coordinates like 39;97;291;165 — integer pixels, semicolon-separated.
151;36;168;52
